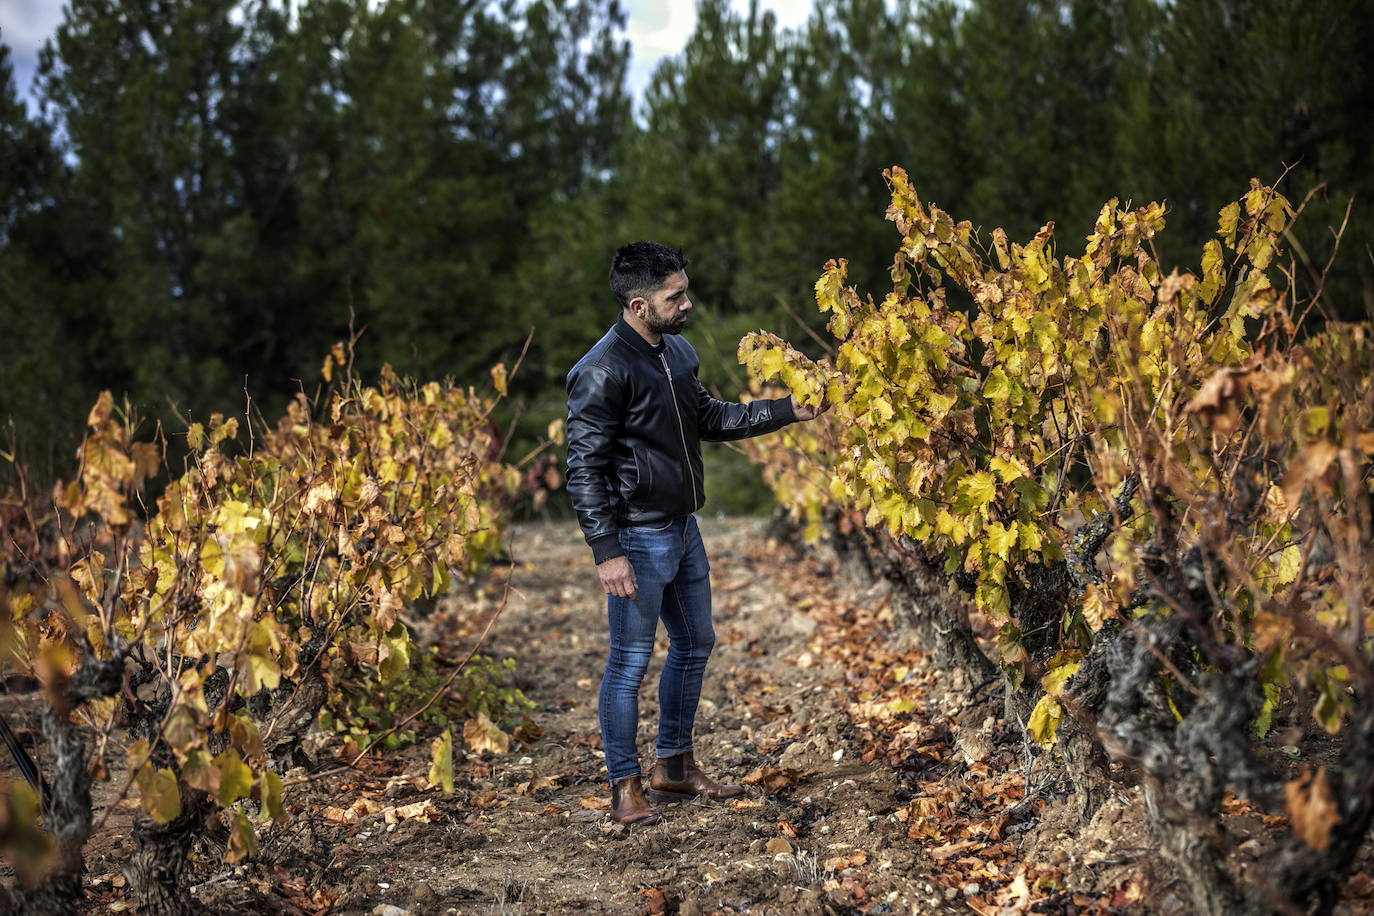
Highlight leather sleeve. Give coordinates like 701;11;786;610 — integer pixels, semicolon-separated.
696;381;797;442
565;361;626;563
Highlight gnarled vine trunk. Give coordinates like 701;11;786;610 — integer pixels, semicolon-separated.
863;531;999;692
1101;607;1374;915
8;707;90;916
125;790;214;916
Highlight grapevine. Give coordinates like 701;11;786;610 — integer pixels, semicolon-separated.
741;169;1374;913
1;348;523;912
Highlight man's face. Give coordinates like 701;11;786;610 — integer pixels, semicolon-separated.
634;271;692;335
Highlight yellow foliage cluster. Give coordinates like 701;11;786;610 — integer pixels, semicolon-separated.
742;168;1373;742
4;356;518;855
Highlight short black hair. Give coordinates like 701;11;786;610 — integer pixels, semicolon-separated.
609;241;688;309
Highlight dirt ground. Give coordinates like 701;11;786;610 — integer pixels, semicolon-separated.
5;517;1374;914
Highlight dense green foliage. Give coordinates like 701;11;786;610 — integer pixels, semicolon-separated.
1;0;1371;506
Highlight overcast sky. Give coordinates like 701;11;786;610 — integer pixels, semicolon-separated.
0;1;815;113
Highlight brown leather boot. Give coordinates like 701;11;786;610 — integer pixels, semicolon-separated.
610;774;661;826
648;751;745;802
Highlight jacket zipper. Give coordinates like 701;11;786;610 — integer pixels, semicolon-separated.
659;352;698;507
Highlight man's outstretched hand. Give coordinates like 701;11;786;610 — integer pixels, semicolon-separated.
790;393;832;422
598;555;638;601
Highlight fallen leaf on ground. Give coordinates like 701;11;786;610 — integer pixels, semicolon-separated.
742;765;803;792
928;839;978;861
579;795;611;810
382;799;442;824
322;797;386;824
463;712;512;754
825;850;868;870
515;775;559;795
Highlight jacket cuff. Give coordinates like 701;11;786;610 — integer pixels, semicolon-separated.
588;532;624;564
773;395;797;424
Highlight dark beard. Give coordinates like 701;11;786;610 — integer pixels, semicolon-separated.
645;311;689;335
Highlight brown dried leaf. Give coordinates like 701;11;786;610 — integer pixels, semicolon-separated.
929;839;978;861
515;775;558;796
825;850;869;871
1281;441;1339;508
462;712;511;755
741;765;803;793
639;886;671;914
1285;767;1339;851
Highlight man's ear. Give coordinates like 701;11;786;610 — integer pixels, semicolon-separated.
627;296;647;317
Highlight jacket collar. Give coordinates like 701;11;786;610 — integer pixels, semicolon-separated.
612;315;667;360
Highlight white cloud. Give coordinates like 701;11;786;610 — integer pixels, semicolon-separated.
623;0;815;100
0;0;64;50
0;0;65;104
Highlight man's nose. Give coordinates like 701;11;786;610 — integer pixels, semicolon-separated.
681;297;693;312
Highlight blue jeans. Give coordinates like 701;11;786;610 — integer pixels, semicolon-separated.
599;515;715;783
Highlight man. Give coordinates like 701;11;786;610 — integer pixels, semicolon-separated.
565;241;827;826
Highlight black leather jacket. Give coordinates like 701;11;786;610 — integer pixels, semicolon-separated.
565;317;797;563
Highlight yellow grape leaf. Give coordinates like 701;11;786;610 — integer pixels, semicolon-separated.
956;471;998;513
1300;406;1329;438
245;651;280;694
490;363;508;396
228;713;265;757
225;810;259;864
210;416;238;446
1218;201;1241;246
137;765;182;824
181;749;221;795
983;368;1012;401
989;455;1027;483
257;771;286;824
378;631;412;681
214;748;253;805
86;390;115;428
429;729;455;794
986;522;1016;560
1027;694;1063;748
1274;545;1302;587
1042;659;1082;697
